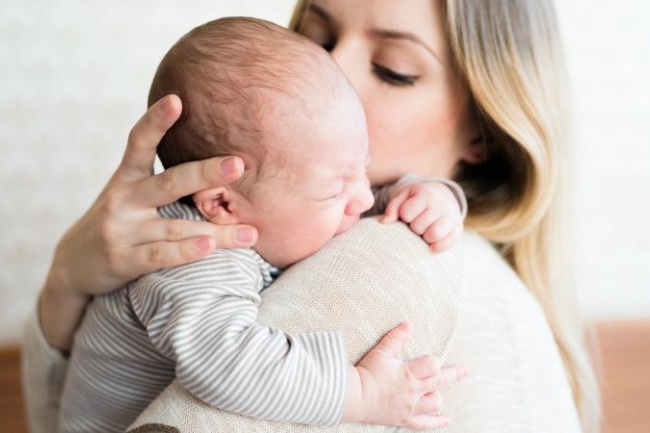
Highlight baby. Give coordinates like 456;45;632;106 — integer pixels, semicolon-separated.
59;17;466;433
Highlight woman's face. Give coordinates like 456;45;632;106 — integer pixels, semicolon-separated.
298;0;480;185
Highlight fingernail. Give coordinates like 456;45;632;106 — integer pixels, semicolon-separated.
236;227;255;244
196;236;212;251
221;157;238;174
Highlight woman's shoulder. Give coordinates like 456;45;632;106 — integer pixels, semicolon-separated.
334;217;514;290
257;219;500;362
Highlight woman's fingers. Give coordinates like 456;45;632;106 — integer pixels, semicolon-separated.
126;238;217;275
122;217;258;249
128;156;245;208
124;224;257;276
119;95;183;180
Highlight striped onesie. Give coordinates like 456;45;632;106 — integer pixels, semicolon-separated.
59;202;348;433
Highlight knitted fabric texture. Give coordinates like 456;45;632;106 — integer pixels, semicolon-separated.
127;218;581;433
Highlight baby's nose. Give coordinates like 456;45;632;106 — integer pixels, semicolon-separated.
347;182;374;216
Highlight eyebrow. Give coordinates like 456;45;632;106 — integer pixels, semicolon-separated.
369;29;443;64
306;4;443;64
308;4;333;23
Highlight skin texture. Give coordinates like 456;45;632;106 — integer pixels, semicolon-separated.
182;41;462;427
384;181;464;252
41;0;483;351
194;85;374;269
40;96;259;351
42;21;468;427
299;0;484;185
38;3;479;423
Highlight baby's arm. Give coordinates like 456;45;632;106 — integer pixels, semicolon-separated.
375;175;467;252
130;250;456;428
130;250;343;425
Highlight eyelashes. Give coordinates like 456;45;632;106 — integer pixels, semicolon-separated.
371;63;418;86
301;26;420;87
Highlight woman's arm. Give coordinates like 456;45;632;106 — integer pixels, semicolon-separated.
24;95;260;433
38;95;259;352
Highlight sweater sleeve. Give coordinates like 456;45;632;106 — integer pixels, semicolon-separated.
21;309;69;433
129;250;347;427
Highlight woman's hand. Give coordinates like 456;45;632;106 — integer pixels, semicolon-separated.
40;95;258;351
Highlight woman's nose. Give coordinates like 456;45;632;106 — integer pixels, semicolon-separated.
330;38;367;97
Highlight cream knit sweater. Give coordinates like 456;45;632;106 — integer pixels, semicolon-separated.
23;219;581;433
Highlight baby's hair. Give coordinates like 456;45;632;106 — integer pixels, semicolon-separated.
148;17;342;199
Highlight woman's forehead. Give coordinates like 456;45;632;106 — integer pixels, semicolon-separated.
310;0;449;61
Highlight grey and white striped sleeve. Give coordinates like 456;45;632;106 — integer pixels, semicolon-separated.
129;250;347;426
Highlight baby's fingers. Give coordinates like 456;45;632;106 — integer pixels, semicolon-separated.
398;197;427;223
407;355;441;379
436;365;470;389
421;216;456;243
372;321;412;356
427;224;463;253
405;414;449;430
418;365;469;394
415;391;443;416
383;188;410;224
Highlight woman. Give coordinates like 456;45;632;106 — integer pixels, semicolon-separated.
23;0;600;431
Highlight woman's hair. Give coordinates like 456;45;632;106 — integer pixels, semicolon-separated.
290;1;600;430
441;1;600;430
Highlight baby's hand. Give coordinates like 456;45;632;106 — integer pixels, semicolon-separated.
383;181;464;252
342;322;468;429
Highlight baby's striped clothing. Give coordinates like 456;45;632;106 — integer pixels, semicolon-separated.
58;202;347;433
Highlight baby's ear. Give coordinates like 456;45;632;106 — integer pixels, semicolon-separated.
193;187;240;224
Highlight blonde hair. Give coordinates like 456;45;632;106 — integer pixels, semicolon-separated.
291;0;600;430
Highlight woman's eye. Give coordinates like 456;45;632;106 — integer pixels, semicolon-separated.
299;24;336;52
321;40;336;52
311;36;335;52
372;63;418;86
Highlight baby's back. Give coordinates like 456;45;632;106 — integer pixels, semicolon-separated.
58;282;175;433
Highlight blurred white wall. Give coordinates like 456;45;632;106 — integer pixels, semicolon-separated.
555;1;650;318
0;0;297;345
0;0;648;345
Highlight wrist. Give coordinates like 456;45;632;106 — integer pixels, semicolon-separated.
39;268;90;352
340;366;367;424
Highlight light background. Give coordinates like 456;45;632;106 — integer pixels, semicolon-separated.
0;0;648;345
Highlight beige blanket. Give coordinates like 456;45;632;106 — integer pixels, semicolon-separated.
128;219;581;433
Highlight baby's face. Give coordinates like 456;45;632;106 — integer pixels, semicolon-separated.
244;87;374;268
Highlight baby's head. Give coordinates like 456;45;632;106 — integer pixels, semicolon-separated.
149;17;374;268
